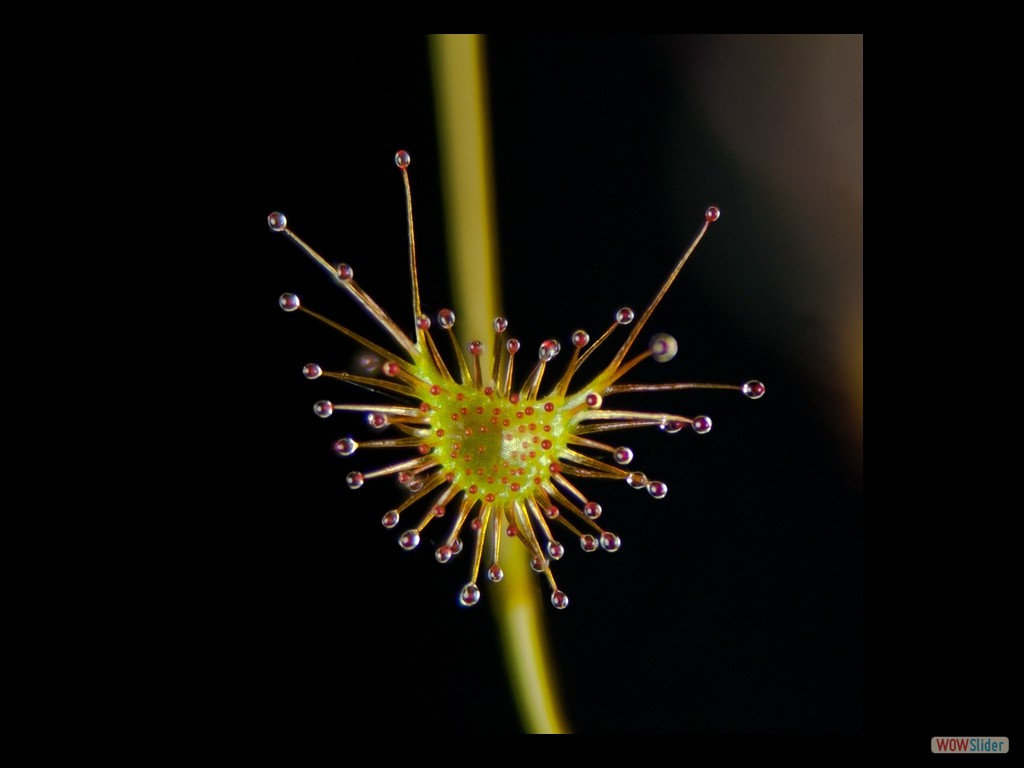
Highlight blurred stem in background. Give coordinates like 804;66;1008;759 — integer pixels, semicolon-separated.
429;34;570;734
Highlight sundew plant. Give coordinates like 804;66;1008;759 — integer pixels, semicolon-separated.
269;150;764;611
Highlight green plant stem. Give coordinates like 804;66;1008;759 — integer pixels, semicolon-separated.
429;33;570;735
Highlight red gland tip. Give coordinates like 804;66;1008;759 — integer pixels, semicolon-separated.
395;150;411;169
705;206;721;222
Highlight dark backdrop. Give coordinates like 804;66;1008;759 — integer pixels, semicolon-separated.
234;35;868;737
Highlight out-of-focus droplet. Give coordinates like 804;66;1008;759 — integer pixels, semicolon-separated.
649;333;678;363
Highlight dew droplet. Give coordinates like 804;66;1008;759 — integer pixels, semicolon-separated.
357;353;381;374
616;307;635;325
335;263;354;281
313;400;333;418
493;317;508;333
692;415;713;434
394;150;411;169
551;590;569;610
626;471;648;489
660;420;684;434
600;532;621;552
580;534;598;552
382;510;400;528
333;437;358;456
416;314;431;330
407;479;423;492
741;380;766;399
267;211;287;231
398;530;420;550
613;446;633;465
545;505;560;519
468;340;483;356
538;339;561;362
435;545;453;564
506;338;520;354
647;480;668;499
279;293;300;312
530;555;549;573
346;471;364;489
649;333;678;363
459;582;481;606
302;363;322;380
487;564;504;582
586;392;603;408
367;412;389;429
705;205;721;222
547;541;565;560
437;308;455;329
572;330;590;348
450;537;463;555
583;501;603;520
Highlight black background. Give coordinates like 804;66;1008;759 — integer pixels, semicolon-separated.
220;34;992;747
